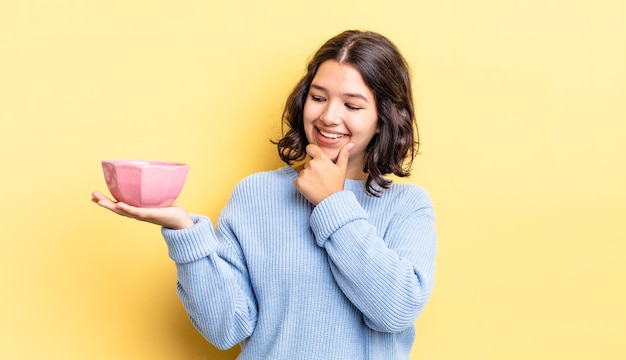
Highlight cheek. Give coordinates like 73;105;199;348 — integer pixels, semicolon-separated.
302;103;318;129
350;115;378;139
302;106;315;141
302;102;316;123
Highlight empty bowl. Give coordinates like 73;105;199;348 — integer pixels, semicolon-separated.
101;159;190;208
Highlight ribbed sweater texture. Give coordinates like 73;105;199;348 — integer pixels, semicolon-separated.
161;166;437;359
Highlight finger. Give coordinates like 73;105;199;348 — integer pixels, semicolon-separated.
94;199;131;217
91;191;130;216
93;195;118;210
335;142;354;171
306;144;323;159
91;191;109;202
115;202;147;218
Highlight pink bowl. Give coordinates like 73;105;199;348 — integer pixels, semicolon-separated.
101;160;190;208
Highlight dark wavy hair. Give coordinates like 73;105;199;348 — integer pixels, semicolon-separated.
274;30;419;196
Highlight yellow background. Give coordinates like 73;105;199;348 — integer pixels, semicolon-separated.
1;0;624;359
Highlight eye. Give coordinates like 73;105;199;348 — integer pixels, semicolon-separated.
310;95;325;102
345;103;362;111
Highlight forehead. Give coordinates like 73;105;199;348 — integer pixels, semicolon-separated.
311;60;374;101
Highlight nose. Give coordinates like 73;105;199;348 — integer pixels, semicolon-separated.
319;101;341;125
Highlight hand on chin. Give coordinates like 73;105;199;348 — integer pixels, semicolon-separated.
316;145;341;164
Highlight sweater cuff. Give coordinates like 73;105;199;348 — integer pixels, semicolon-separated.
161;214;217;264
310;190;368;247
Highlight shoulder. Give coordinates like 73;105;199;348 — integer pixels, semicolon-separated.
221;167;300;223
346;179;435;218
384;182;435;214
236;167;296;189
389;182;432;202
229;167;297;201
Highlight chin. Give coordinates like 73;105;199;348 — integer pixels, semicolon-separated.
325;151;340;163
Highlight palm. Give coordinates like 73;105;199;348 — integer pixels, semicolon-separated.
91;191;193;230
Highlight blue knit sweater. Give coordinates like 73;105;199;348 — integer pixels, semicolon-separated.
161;166;437;359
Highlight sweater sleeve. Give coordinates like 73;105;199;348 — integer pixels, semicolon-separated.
161;214;257;350
310;189;437;333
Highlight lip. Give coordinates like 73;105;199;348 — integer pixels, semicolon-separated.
315;127;349;145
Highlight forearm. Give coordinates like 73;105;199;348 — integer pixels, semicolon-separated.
324;218;436;332
175;257;257;349
311;191;437;333
162;215;257;349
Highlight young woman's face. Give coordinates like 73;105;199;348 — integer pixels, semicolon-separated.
303;59;379;179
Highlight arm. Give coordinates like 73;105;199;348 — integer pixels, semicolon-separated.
310;190;437;333
162;215;258;350
91;191;257;348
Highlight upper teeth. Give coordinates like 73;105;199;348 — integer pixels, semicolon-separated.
320;130;344;139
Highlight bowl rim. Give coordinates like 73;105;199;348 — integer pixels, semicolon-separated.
101;159;189;168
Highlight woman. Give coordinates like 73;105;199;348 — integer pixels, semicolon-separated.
92;29;437;359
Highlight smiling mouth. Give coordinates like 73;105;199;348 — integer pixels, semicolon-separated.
319;129;348;139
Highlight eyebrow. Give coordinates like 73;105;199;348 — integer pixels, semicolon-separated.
309;84;370;103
